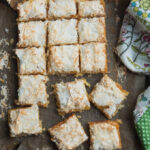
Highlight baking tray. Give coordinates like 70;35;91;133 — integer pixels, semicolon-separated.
0;0;146;149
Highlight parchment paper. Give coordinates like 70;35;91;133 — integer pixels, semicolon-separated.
0;0;146;150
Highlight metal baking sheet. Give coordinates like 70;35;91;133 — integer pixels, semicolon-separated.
0;0;146;149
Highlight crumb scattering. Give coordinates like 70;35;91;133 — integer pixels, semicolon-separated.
0;51;9;70
115;64;127;83
0;39;9;47
0;85;10;119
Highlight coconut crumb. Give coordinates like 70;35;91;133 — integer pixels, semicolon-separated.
0;85;10;119
75;73;83;77
0;51;9;70
116;119;123;124
5;28;9;34
83;79;91;88
118;104;124;110
10;38;14;44
115;64;127;83
0;78;4;83
116;15;120;24
77;115;81;119
0;39;9;47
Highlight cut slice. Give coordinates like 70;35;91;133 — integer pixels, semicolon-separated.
8;105;42;137
54;79;90;115
89;120;122;150
48;45;79;74
15;47;46;75
17;75;49;107
78;0;105;17
48;114;88;150
48;0;77;19
48;19;78;46
17;21;47;47
80;43;107;73
90;75;128;119
17;0;47;21
78;17;106;43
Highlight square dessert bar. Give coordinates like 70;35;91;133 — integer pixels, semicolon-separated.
15;47;46;75
80;43;107;73
48;0;77;19
89;121;122;150
54;79;90;115
90;75;128;119
48;114;88;150
8;105;42;137
78;0;105;17
48;19;78;46
17;0;47;21
17;21;47;47
78;17;106;43
48;45;79;74
16;75;49;107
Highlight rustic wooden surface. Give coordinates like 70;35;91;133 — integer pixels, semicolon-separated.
0;0;146;150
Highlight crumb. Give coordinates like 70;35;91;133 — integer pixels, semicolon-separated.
75;73;83;77
0;78;4;83
118;104;124;110
0;51;9;70
83;79;91;88
42;128;46;131
10;38;14;44
116;15;120;24
77;115;81;119
116;119;123;124
5;28;9;33
114;8;118;12
115;64;127;83
0;85;10;120
0;39;9;47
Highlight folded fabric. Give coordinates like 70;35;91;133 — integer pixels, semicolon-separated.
117;0;150;74
134;86;150;150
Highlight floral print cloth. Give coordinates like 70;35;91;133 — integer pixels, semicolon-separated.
117;0;150;149
117;0;150;74
134;86;150;150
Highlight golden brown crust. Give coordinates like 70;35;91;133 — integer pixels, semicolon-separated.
48;114;76;133
100;17;107;43
115;82;129;97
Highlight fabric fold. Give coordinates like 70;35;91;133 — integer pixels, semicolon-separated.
117;0;150;74
134;86;150;150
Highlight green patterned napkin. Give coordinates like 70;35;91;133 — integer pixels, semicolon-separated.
128;0;150;31
134;87;150;150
